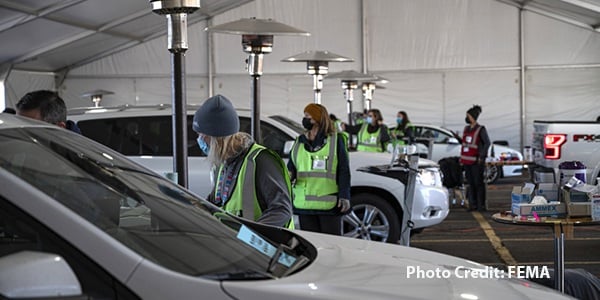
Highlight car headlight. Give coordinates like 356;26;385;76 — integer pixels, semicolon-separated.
417;168;443;187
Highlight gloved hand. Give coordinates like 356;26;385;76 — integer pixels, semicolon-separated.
338;198;351;213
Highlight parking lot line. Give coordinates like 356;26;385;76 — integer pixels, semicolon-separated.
472;211;518;266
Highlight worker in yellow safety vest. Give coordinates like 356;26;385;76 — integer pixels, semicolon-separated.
288;103;351;235
343;108;391;152
192;94;294;229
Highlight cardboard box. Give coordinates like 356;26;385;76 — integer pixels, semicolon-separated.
536;183;559;202
512;202;567;217
561;189;590;203
512;184;535;204
567;202;591;217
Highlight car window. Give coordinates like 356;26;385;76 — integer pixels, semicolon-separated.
77;116;204;157
239;117;293;158
415;126;453;144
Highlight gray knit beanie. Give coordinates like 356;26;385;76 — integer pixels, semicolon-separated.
192;94;239;137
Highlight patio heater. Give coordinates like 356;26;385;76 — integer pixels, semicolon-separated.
80;89;114;108
361;75;388;111
281;50;353;104
149;0;200;188
326;70;377;126
206;18;309;142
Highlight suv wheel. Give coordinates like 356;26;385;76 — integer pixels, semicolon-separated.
341;194;400;243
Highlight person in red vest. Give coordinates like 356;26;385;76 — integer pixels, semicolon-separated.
460;105;490;212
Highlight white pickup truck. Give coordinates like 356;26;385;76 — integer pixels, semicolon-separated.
531;120;600;185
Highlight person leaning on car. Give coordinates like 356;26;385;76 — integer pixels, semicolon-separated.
192;94;294;229
15;90;81;134
288;103;351;235
342;108;391;152
460;105;491;212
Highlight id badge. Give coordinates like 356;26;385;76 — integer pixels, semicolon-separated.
369;136;377;144
465;136;472;143
312;157;327;170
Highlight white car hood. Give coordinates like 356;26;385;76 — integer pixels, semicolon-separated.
222;231;569;300
349;151;439;169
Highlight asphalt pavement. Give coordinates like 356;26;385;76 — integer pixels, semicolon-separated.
410;172;600;279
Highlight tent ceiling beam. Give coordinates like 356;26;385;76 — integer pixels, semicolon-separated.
0;0;86;34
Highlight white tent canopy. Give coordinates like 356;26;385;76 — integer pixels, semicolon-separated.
2;0;600;150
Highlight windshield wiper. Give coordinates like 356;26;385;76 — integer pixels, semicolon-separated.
202;270;275;280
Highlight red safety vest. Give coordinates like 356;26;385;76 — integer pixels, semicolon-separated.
460;124;482;165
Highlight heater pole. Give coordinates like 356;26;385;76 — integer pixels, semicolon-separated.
150;1;200;188
251;74;261;142
171;51;188;187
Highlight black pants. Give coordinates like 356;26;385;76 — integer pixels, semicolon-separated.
464;162;486;211
298;214;342;235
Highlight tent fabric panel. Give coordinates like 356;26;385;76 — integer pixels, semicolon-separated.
444;70;521;149
210;0;362;74
524;11;600;65
69;20;210;76
62;77;210;109
4;71;55;108
16;33;130;72
366;0;520;71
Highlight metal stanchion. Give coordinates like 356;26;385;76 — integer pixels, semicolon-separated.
554;231;565;293
400;154;419;246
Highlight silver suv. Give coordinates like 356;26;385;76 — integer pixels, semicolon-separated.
69;105;449;243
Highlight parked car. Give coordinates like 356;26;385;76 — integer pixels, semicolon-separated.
68;105;449;243
0;114;570;299
392;123;525;184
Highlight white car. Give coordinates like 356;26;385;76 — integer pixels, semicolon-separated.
0;114;570;300
68;105;449;243
395;123;525;184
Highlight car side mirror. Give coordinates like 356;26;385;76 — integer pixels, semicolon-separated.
447;137;460;144
0;251;82;298
283;140;295;155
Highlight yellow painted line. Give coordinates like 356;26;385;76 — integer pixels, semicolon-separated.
412;236;600;243
472;211;518;266
411;239;490;243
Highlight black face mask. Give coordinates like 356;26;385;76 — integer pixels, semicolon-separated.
465;117;471;124
302;117;313;130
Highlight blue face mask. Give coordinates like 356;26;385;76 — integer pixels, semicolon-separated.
396;117;403;124
197;136;210;155
366;116;373;124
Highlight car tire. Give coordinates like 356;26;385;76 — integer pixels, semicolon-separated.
485;165;500;184
341;193;400;244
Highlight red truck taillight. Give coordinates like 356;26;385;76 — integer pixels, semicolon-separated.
543;134;566;159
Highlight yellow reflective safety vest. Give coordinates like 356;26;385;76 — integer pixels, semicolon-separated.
291;133;339;211
218;144;294;229
392;122;413;146
357;123;383;152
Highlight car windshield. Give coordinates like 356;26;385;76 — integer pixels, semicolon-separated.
0;127;312;279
